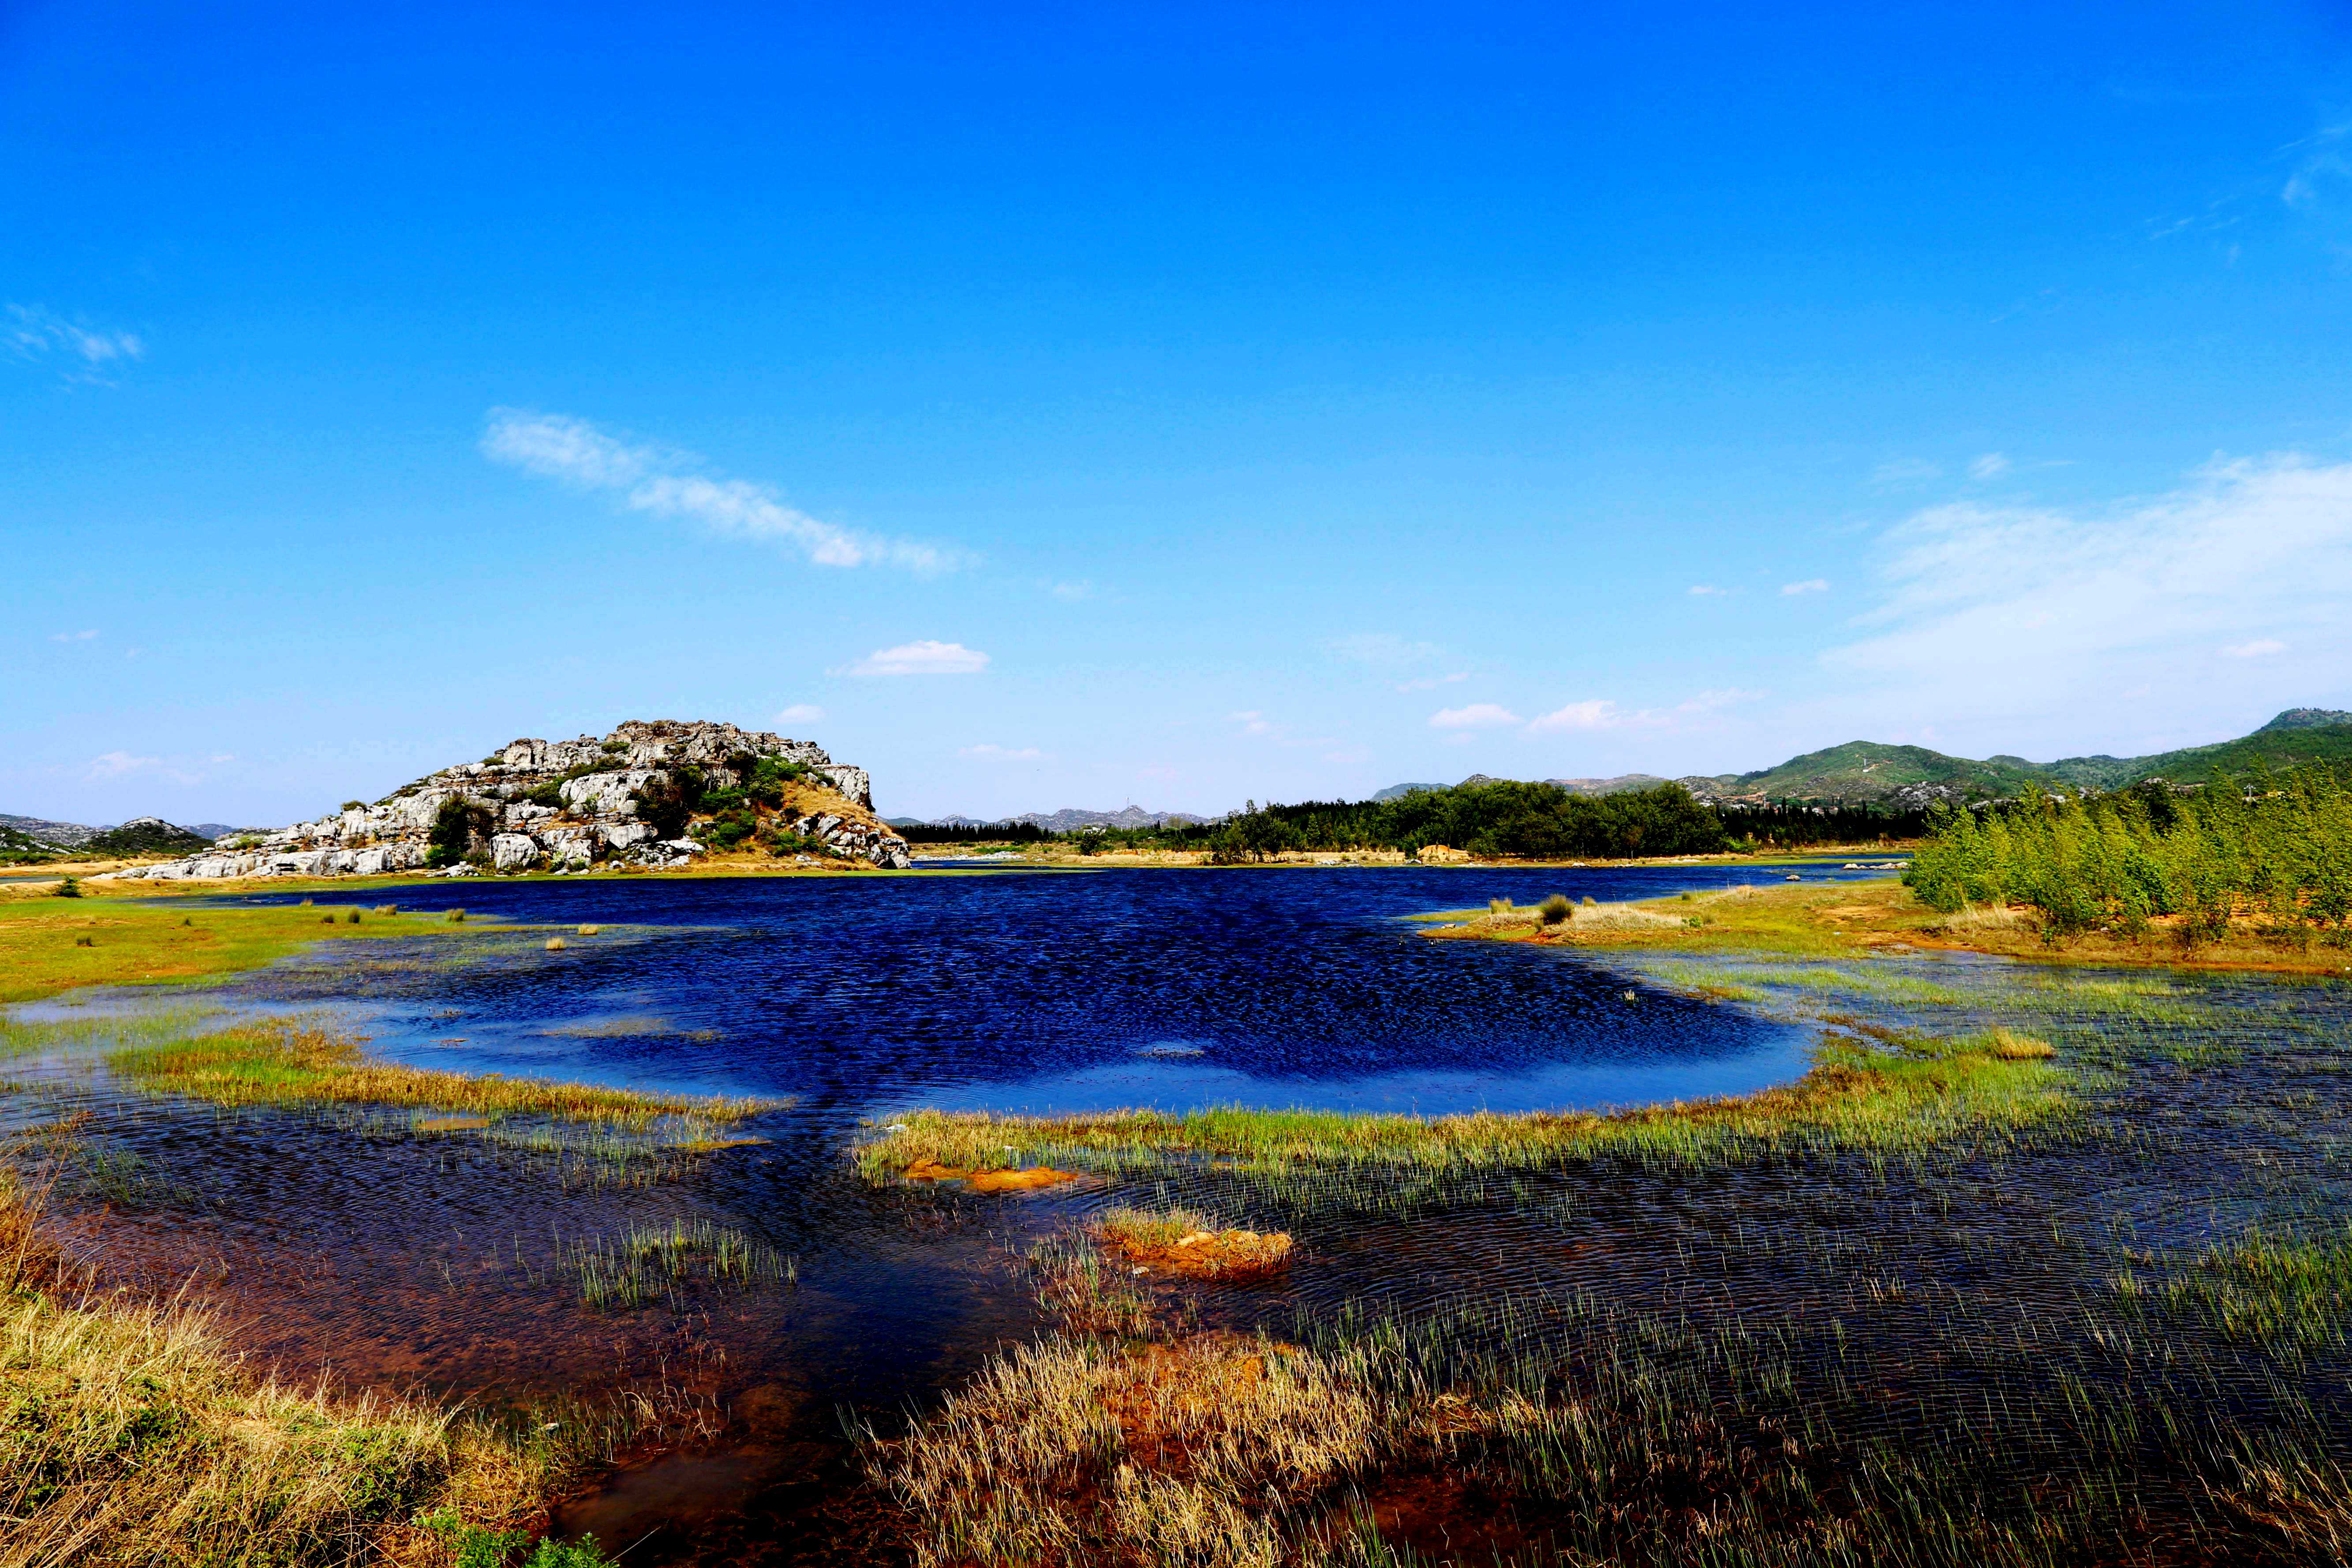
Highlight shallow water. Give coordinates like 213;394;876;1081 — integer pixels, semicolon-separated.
14;860;2352;1562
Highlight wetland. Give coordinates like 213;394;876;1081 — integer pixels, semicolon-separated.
5;860;2352;1564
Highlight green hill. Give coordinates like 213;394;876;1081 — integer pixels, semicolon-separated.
2046;711;2352;791
1690;741;2057;805
1690;711;2352;805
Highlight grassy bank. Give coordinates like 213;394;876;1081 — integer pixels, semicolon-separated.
107;1018;777;1129
0;1168;610;1566
1429;877;2352;975
0;886;472;1005
859;1029;2070;1183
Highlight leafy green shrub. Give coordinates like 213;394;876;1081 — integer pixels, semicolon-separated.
55;876;80;899
1539;894;1573;925
340;800;365;812
425;797;494;869
600;740;628;755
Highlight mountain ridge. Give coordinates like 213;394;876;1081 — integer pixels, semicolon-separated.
1376;709;2352;808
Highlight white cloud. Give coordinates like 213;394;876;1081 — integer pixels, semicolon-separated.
1230;710;1275;735
50;629;98;642
482;409;965;573
1526;700;1620;733
1781;579;1829;596
845;640;990;677
1969;453;2012;481
1821;454;2352;733
1688;584;1728;596
960;743;1045;760
1395;671;1470;692
774;704;826;724
1048;580;1094;602
2222;638;2286;659
86;750;159;779
1526;688;1765;735
1430;703;1523;730
7;305;143;383
1872;458;1943;487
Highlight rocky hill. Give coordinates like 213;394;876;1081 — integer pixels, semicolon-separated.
105;720;912;881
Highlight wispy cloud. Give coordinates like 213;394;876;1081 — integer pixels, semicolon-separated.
49;629;98;643
773;704;826;724
1429;703;1523;730
7;305;143;384
1872;458;1943;488
1688;584;1729;597
1527;688;1766;735
1526;700;1619;733
86;750;159;779
960;743;1046;760
1821;454;2352;733
1047;580;1094;602
1780;579;1829;596
482;409;967;573
843;640;990;677
1968;453;2012;481
2222;638;2286;659
1396;671;1470;692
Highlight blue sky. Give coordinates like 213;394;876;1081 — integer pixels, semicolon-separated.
7;1;2352;826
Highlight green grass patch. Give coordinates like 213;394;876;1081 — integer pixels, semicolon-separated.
0;892;474;1004
107;1018;778;1130
859;1032;2072;1182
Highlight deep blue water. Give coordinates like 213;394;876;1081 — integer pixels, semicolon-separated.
202;859;1897;1120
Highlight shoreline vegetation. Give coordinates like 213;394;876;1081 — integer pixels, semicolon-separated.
0;898;769;1563
0;1166;626;1566
859;1028;2072;1184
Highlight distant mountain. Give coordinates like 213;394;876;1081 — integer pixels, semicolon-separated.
1370;709;2352;809
0;814;231;858
894;806;1210;833
0;812;100;847
1690;742;2059;807
1546;773;1672;796
80;817;218;856
1371;782;1449;801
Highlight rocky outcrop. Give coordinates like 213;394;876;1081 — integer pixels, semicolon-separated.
102;719;913;881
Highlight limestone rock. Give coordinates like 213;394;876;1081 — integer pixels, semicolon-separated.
96;718;914;881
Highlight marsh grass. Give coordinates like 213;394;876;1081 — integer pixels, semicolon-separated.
107;1017;776;1129
0;1165;587;1564
860;1033;2072;1185
874;1330;1376;1568
563;1217;792;1311
0;894;475;1006
2131;1226;2352;1350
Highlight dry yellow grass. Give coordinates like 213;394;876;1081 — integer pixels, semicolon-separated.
0;1168;557;1566
1429;877;2352;976
1097;1208;1295;1280
879;1331;1372;1568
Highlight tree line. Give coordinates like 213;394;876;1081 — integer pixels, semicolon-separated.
1904;763;2352;944
904;781;1926;861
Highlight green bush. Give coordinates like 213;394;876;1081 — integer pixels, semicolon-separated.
1540;894;1574;924
1905;766;2352;944
425;797;493;868
55;876;80;899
